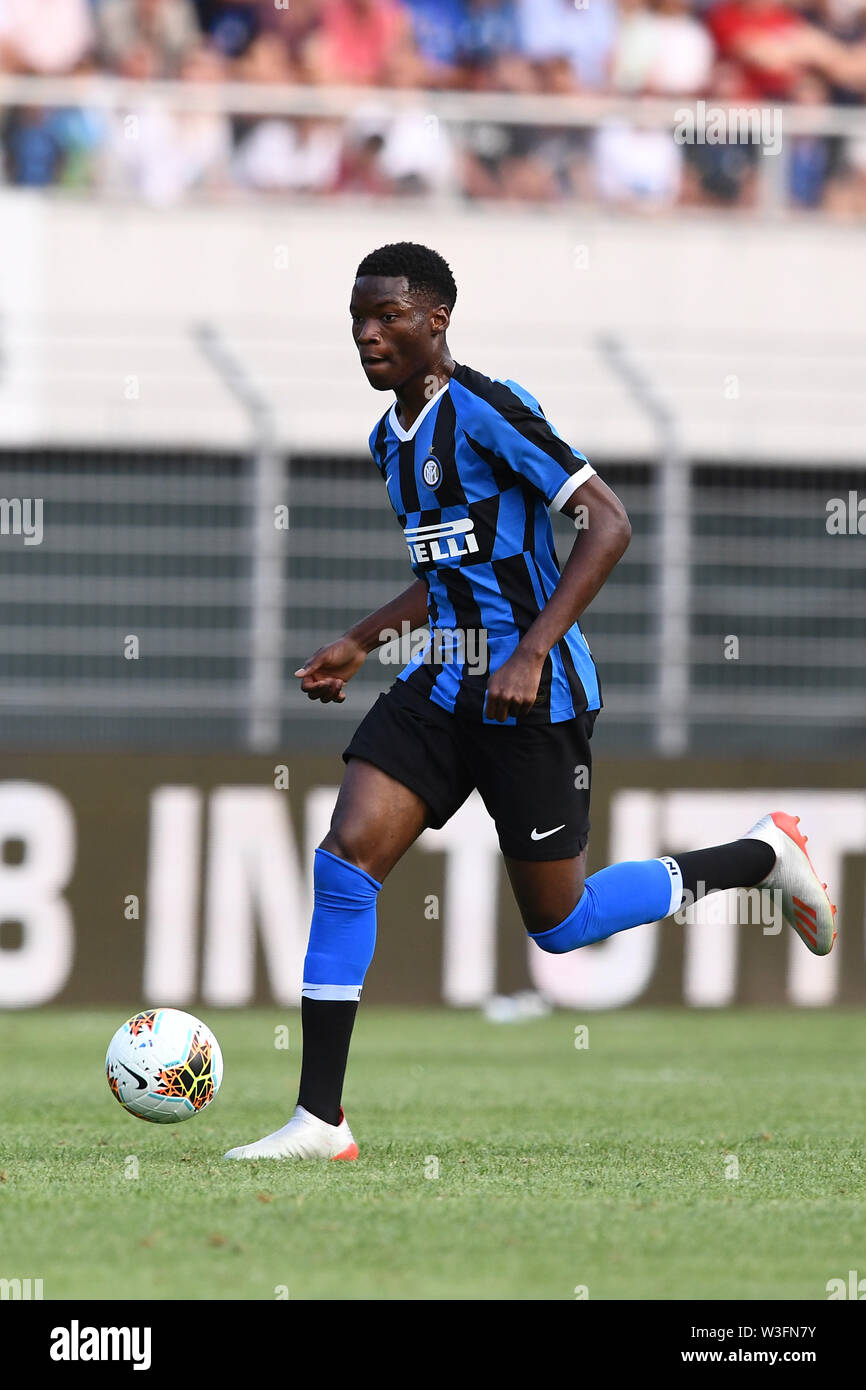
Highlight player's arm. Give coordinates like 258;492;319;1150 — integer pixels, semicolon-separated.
526;473;631;651
484;475;631;722
295;579;428;704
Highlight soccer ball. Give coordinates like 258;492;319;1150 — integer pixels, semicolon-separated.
105;1008;223;1124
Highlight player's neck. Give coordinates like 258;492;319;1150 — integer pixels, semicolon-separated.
394;354;455;432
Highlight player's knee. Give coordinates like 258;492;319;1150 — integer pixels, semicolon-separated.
319;826;378;881
523;885;586;942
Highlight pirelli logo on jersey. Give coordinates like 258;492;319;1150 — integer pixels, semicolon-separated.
404;517;480;567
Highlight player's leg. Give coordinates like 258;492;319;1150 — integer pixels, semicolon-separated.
506;822;836;957
225;682;474;1161
470;712;837;956
224;761;429;1162
503;849;588;935
294;756;429;1135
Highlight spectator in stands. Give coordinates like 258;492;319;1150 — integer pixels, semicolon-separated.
824;130;866;210
457;0;521;73
747;2;866;97
3;98;109;186
258;0;324;75
516;0;618;91
401;0;465;78
612;0;663;93
705;0;816;98
376;43;458;187
3;108;66;183
234;114;342;191
331;124;394;192
806;0;866;101
193;0;260;58
592;119;684;207
0;0;94;74
96;0;200;77
307;0;415;85
233;31;295;82
614;0;715;94
108;40;233;201
112;34;163;78
679;57;760;205
787;71;843;204
646;0;716;94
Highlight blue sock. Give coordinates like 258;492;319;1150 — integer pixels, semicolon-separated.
302;847;381;1000
529;857;683;954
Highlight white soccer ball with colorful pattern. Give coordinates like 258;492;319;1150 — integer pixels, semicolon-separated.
105;1009;223;1123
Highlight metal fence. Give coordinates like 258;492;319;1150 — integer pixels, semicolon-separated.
0;447;862;756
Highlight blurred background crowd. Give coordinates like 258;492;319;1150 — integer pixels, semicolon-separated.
2;0;866;211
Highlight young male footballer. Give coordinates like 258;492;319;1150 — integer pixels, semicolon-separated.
225;242;837;1162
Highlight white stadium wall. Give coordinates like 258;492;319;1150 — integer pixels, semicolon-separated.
1;192;865;462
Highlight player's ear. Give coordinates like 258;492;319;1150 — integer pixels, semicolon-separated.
430;304;450;337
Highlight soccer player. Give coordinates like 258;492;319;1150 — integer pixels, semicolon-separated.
225;242;837;1162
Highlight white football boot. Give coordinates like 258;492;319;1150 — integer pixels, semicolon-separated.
745;811;837;956
224;1105;359;1161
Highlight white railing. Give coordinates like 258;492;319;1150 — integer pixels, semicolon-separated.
2;75;865;212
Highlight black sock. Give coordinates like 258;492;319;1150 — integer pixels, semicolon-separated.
674;838;776;906
297;997;359;1127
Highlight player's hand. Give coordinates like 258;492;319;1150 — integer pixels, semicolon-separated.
483;650;545;723
294;636;367;704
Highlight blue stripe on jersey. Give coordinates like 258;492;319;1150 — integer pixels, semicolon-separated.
490;485;528;562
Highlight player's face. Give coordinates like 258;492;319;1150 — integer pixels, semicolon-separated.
350;276;446;391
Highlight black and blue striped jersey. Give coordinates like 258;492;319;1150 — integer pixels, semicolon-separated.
368;361;602;726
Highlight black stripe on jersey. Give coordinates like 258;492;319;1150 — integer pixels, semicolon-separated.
521;491;534;555
371;414;389;477
438;565;485;634
554;637;590;717
462;430;520;494
403;576;442;703
437;567;488;718
527;557;589;718
398;439;420;514
521;552;554;721
455;363;580;473
464;493;501;568
490;554;538;634
428;392;466;509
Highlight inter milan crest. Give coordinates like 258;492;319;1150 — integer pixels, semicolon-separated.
422;455;442;489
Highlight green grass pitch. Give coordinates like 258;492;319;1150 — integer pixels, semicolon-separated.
1;1007;864;1301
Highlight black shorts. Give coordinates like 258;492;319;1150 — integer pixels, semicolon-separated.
342;679;598;861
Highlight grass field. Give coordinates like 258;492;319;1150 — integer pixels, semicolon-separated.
1;1007;865;1301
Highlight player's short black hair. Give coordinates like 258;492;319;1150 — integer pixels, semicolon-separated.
355;242;457;311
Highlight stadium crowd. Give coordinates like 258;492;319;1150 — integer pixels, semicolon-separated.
1;0;866;211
